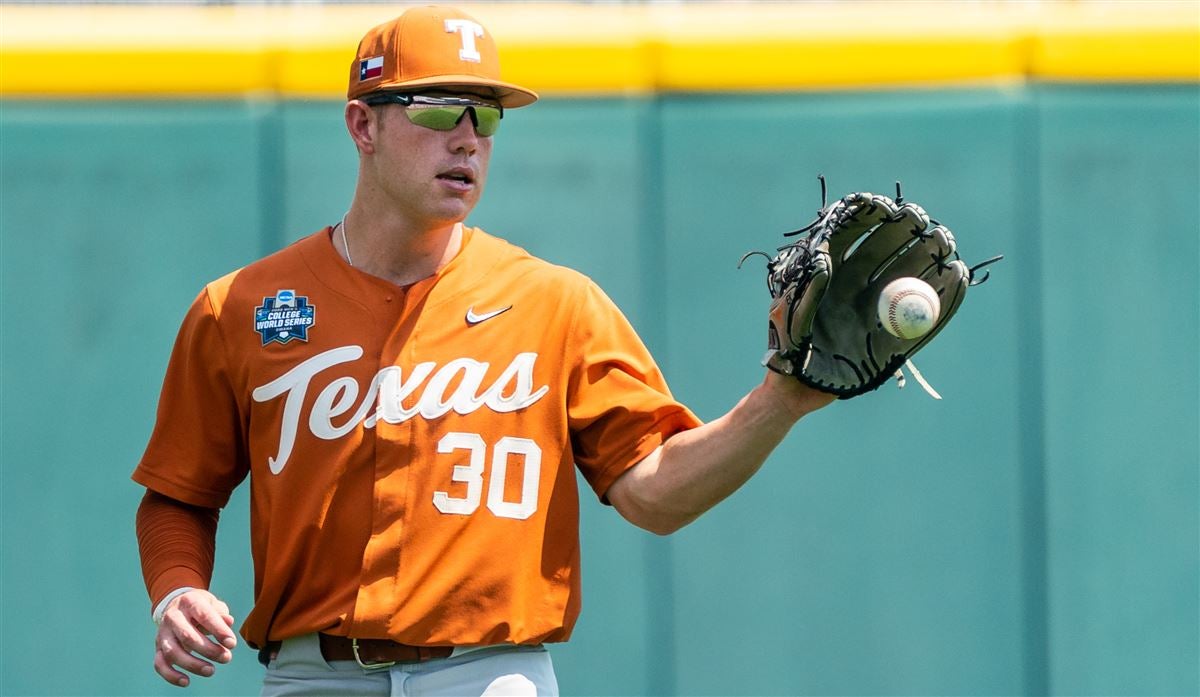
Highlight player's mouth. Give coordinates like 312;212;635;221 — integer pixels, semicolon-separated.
436;166;476;192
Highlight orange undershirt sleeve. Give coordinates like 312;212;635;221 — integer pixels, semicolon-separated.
135;489;220;609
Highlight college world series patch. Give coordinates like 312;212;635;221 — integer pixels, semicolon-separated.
254;289;315;345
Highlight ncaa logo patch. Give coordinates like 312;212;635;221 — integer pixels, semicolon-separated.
254;289;315;346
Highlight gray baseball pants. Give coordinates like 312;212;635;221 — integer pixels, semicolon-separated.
260;633;558;696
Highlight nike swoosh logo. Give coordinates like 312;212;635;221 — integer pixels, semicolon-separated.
465;305;513;326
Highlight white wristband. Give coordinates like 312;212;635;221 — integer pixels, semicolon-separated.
152;587;197;625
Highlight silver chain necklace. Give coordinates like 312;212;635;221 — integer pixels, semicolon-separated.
339;215;354;267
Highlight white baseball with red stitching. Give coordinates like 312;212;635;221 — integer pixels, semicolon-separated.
878;277;940;339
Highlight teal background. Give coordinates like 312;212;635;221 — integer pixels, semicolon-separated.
1;85;1196;696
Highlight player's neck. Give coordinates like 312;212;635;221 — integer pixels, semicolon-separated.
339;206;464;287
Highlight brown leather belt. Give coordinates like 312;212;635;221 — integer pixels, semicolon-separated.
260;633;454;670
322;633;454;668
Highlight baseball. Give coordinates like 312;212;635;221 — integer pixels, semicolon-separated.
878;277;940;339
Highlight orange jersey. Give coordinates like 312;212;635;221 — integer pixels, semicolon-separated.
133;226;700;649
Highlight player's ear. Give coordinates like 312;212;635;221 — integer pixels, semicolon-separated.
345;100;378;155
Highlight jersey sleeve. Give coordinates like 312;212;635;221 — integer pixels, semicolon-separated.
567;281;701;500
132;288;249;509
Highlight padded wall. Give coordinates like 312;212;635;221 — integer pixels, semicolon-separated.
1;86;1196;696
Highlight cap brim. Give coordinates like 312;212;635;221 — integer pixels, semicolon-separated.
359;74;538;108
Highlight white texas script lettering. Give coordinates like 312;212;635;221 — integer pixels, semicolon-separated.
251;345;549;475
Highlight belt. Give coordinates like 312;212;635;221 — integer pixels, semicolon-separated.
260;633;455;670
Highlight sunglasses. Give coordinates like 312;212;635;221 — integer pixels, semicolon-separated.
361;93;504;137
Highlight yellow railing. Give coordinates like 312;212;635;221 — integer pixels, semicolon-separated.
1;2;1196;98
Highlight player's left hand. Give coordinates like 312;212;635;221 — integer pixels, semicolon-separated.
153;589;237;688
746;179;1002;399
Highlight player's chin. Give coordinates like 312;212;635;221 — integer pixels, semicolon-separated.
432;187;481;216
424;198;478;226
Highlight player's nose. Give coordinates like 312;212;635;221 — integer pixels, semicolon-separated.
446;112;480;154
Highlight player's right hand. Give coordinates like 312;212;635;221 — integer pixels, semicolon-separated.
153;589;237;688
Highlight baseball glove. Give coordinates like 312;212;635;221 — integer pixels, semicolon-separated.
743;178;1001;399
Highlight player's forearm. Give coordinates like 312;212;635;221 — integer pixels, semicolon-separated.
136;490;220;609
610;373;833;534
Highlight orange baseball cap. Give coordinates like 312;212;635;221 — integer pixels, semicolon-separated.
347;6;538;108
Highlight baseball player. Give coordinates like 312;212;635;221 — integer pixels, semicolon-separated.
134;6;835;695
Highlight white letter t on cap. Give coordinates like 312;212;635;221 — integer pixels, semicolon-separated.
444;19;484;63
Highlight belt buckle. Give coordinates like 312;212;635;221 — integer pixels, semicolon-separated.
351;638;396;672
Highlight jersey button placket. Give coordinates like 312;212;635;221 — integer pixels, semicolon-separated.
350;293;411;637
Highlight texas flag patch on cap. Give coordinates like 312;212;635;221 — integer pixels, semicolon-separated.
359;56;384;81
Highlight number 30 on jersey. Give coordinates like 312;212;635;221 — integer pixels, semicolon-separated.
432;432;542;520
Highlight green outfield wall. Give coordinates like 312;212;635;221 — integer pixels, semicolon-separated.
1;3;1198;695
2;84;1196;697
